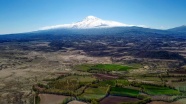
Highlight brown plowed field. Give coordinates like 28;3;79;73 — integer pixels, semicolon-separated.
39;94;69;104
100;95;140;104
93;73;118;80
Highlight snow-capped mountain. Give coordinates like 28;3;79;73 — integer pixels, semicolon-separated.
41;16;133;30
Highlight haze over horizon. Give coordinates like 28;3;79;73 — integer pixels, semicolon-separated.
0;0;186;34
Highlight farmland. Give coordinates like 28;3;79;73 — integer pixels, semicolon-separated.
110;87;140;97
0;32;186;104
32;63;186;104
38;94;69;104
75;64;135;72
141;84;180;95
79;86;108;100
100;96;140;104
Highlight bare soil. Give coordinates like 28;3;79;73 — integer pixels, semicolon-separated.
100;95;140;104
39;94;69;104
0;48;112;103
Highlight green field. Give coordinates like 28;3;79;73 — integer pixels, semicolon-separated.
48;79;80;91
91;64;134;71
75;86;87;95
75;64;135;72
60;75;96;83
116;79;130;86
142;84;180;95
79;86;108;100
97;80;116;87
110;87;140;97
46;75;96;92
75;64;93;72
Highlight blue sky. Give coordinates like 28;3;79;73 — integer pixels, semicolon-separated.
0;0;186;34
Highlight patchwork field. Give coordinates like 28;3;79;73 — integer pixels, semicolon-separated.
0;42;186;104
31;63;186;104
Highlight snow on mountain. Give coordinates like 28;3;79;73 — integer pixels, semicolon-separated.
40;16;133;30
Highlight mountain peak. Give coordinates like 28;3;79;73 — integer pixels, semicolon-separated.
85;16;99;20
40;16;133;30
83;16;101;23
